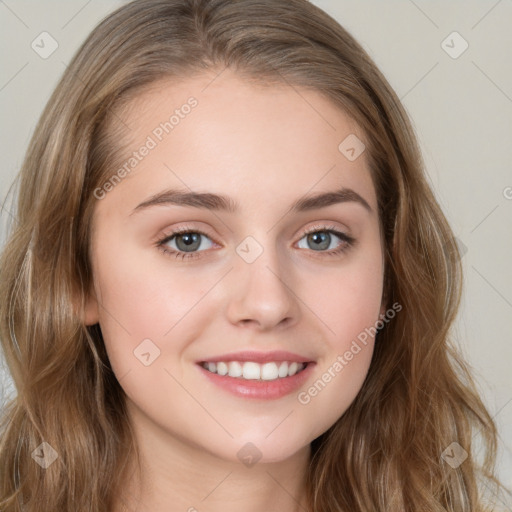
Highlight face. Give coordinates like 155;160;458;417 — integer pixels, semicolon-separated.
85;69;385;465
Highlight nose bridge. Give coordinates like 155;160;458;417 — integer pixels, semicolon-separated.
226;232;299;329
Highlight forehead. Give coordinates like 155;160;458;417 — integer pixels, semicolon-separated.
95;69;377;218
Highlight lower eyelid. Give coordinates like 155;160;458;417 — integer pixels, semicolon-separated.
158;231;354;261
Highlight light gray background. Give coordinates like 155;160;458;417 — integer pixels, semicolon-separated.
1;0;511;492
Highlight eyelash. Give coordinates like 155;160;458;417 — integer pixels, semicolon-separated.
156;224;356;261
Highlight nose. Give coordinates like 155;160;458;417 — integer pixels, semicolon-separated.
225;244;300;331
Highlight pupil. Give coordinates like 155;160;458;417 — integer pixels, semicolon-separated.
309;232;329;251
177;233;200;251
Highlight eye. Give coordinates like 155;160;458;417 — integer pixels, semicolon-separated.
157;227;216;261
156;224;355;261
296;224;355;256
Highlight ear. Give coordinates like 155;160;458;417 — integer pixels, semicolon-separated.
83;288;100;326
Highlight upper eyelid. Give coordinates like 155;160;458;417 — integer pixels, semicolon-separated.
158;224;351;247
158;226;217;244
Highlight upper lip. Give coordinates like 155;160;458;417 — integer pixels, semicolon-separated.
197;350;315;364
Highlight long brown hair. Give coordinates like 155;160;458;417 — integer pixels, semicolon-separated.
0;0;508;510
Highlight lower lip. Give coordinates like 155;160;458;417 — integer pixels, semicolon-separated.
196;362;316;400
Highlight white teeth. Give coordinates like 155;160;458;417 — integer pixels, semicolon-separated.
242;362;261;380
288;362;298;376
216;362;228;376
278;361;289;378
261;362;279;380
201;360;307;380
228;361;243;377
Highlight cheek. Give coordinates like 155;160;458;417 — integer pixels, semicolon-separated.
92;252;220;423
308;247;384;349
91;238;217;373
294;251;383;434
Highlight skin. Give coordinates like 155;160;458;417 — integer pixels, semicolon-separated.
85;68;386;512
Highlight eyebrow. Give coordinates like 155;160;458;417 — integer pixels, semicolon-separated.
131;186;372;215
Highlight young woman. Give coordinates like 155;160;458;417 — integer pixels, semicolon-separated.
0;0;508;510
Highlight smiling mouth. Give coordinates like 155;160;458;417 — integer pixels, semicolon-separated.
199;360;310;381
